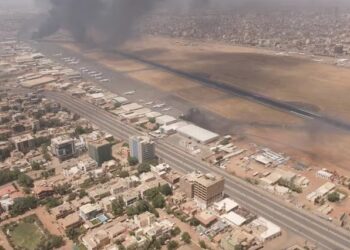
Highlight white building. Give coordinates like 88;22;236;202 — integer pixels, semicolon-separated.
177;124;220;144
129;136;155;163
51;135;76;160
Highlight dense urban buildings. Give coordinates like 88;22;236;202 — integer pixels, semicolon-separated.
0;1;350;250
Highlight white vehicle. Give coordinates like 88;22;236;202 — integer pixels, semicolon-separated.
145;101;153;105
162;108;171;111
88;71;97;75
95;76;103;80
124;90;136;95
100;79;110;83
93;73;103;77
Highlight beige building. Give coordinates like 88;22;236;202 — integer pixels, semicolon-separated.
180;172;224;208
10;133;35;153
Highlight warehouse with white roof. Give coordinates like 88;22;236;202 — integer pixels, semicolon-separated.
176;124;220;144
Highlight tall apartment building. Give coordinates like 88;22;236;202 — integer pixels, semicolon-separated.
129;136;155;163
87;139;112;165
180;172;224;208
51;135;76;161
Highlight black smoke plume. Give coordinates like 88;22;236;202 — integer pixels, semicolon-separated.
33;0;162;46
33;0;211;46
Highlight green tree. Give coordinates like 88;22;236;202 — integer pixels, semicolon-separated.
189;217;200;226
74;126;89;135
37;234;64;249
171;226;181;237
0;169;20;186
148;117;156;124
167;240;179;250
138;163;151;174
152;193;165;208
78;189;88;198
112;197;125;216
181;232;191;244
135;200;151;214
160;184;172;196
126;206;138;217
234;245;244;250
119;170;129;178
10;196;38;216
199;240;207;249
67;192;77;201
17;173;34;188
41;169;55;179
327;192;340;202
43;197;62;209
144;187;159;200
31;161;41;170
128;157;139;166
43;152;51;161
65;227;81;241
54;183;72;195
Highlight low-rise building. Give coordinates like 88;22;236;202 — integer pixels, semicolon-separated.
79;203;103;221
134;211;156;228
33;181;54;199
51;203;74;219
59;212;83;230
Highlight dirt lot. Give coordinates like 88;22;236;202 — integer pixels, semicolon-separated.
57;36;350;173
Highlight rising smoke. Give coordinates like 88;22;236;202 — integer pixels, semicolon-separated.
33;0;211;46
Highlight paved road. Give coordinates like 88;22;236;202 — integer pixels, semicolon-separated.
45;91;350;250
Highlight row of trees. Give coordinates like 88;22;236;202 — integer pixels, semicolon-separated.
10;196;38;216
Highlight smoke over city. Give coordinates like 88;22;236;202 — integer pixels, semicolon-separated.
33;0;212;46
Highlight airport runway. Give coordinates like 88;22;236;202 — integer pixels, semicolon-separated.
115;50;350;131
44;90;350;250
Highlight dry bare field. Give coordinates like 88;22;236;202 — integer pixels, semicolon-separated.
59;37;350;173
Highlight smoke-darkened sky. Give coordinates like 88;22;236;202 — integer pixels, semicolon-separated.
31;0;350;47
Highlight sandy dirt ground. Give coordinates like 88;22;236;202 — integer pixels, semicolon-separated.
56;36;350;174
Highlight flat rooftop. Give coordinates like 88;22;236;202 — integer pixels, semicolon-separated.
21;76;56;88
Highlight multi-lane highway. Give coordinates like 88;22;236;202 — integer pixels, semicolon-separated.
45;91;350;250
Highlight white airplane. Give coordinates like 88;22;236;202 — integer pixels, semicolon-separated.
153;103;165;108
124;90;136;95
100;79;110;83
